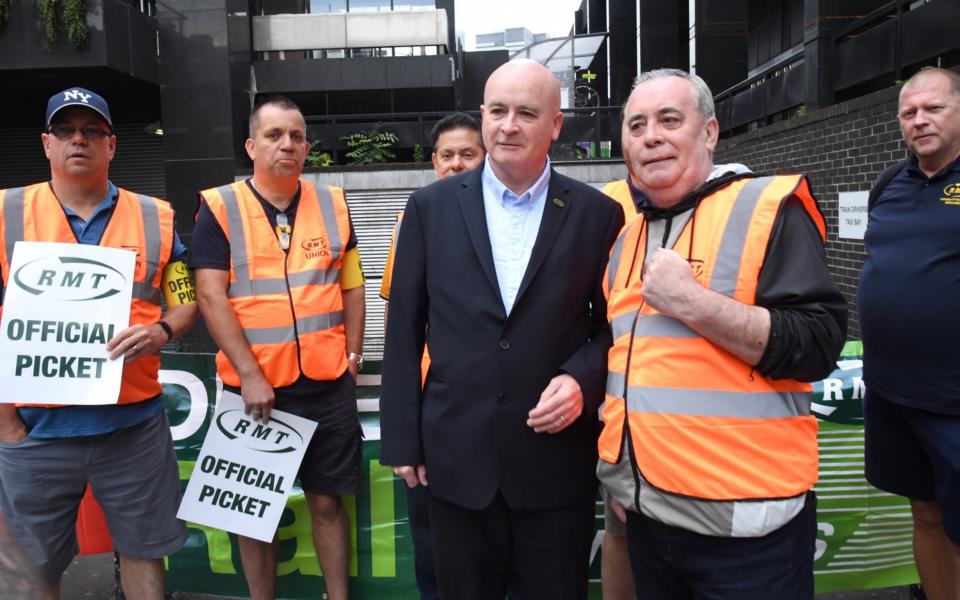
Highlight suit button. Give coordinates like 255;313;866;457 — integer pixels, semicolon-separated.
499;339;510;350
497;393;507;404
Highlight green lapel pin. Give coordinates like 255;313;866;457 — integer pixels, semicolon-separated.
552;198;565;208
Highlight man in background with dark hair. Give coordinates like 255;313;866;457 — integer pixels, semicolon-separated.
380;111;484;599
192;95;365;600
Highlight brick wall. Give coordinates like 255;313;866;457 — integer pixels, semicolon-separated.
714;86;909;338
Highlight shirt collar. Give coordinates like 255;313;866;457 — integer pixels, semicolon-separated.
905;152;960;179
58;181;118;220
481;156;552;207
627;163;754;214
245;178;302;214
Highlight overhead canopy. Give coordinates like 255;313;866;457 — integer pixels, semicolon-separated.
510;33;607;74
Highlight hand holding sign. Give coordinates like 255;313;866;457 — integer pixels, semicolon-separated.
177;391;317;542
0;242;134;405
106;323;167;361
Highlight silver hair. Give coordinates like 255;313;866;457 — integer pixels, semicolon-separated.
630;68;715;119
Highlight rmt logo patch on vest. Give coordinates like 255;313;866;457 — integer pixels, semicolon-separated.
301;235;330;259
215;409;304;454
12;256;126;301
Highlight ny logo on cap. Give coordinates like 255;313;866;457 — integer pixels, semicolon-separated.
64;89;92;104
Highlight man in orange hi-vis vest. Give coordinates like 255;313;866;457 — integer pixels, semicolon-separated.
597;69;847;600
0;87;198;600
192;96;365;600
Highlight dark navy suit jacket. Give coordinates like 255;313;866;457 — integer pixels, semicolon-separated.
380;165;624;510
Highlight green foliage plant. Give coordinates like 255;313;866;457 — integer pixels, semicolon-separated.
36;0;89;48
38;0;58;44
0;0;12;32
341;128;399;165
413;143;424;163
305;143;334;167
63;0;88;47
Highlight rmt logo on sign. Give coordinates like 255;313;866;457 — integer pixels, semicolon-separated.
12;256;126;301
215;409;303;454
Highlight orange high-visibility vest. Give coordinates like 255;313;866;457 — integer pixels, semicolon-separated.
0;182;174;405
602;179;639;223
600;175;826;502
381;212;430;387
200;180;350;387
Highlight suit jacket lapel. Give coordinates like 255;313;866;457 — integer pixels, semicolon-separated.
513;170;571;308
458;169;502;304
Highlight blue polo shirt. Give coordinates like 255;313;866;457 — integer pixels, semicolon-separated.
13;182;188;438
858;154;960;414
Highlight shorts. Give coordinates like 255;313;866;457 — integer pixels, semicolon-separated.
273;372;362;496
0;411;187;581
601;486;627;537
864;389;960;545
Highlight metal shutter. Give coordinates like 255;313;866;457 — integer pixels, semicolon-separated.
345;188;414;362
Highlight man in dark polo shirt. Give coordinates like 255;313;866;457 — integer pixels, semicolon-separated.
858;67;960;600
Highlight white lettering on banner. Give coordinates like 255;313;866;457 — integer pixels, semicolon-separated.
815;522;835;561
160;369;210;441
177;391;317;542
0;242;133;405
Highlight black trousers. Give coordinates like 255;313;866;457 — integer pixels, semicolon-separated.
429;491;595;600
626;493;817;600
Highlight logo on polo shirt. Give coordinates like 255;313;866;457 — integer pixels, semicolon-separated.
942;183;960;206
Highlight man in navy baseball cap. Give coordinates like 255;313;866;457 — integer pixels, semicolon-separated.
45;86;113;128
0;83;196;599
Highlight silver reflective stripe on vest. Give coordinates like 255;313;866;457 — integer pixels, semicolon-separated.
606;371;811;419
638;469;806;537
229;269;341;298
315;185;343;261
221;184;341;298
218;185;253;296
709;177;772;297
132;194;163;305
612;312;699;340
2;187;26;261
607;228;629;292
132;281;162;305
243;310;343;345
606;371;626;400
599;437;806;537
626;386;811;418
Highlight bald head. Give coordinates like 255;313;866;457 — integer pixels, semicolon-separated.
480;59;564;194
484;59;561;114
900;68;960;105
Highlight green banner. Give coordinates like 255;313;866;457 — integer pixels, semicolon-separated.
159;342;917;597
810;341;918;592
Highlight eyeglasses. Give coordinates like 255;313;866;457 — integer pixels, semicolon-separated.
47;125;114;141
275;212;292;251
